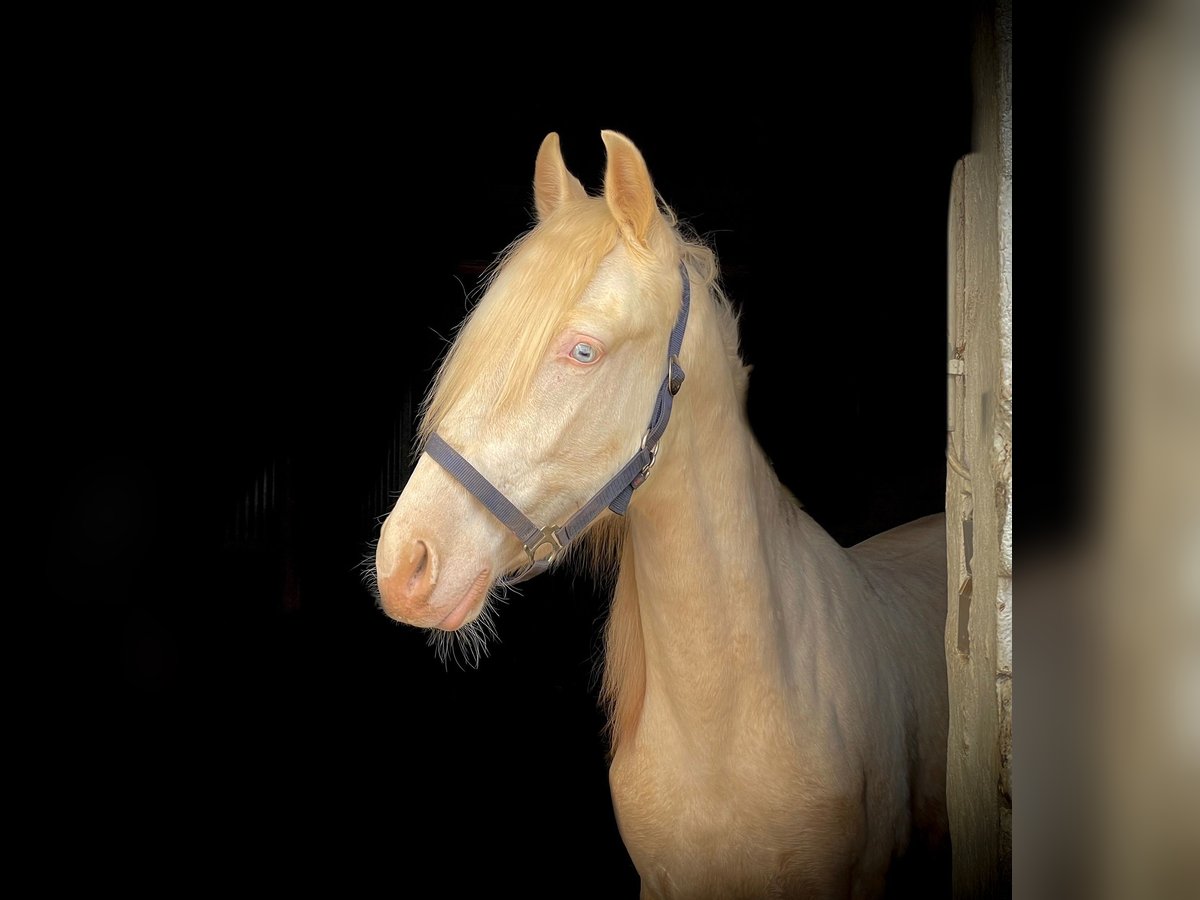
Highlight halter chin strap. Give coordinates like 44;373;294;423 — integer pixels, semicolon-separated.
423;262;691;584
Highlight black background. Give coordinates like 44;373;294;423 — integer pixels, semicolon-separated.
35;8;994;894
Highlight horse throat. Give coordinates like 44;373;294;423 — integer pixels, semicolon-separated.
601;284;802;753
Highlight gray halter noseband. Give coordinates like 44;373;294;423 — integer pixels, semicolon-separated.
423;262;691;584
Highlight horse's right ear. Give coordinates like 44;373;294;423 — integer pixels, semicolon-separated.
534;133;587;221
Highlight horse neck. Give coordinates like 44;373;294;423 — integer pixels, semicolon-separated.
609;277;854;745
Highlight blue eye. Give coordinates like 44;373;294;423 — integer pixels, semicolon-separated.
569;341;598;364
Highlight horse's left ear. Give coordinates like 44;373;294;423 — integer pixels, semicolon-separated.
601;130;659;247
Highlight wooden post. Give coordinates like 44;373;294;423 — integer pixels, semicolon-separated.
944;1;1012;895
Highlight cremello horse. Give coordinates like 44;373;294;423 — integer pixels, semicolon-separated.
376;132;948;898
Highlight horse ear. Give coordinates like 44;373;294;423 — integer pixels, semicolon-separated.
601;130;658;246
534;133;587;221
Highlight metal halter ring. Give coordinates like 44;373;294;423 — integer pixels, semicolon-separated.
524;524;565;564
628;432;661;490
640;431;661;475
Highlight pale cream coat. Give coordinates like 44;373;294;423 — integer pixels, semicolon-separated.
376;132;948;898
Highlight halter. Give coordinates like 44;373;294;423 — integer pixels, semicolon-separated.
423;262;691;584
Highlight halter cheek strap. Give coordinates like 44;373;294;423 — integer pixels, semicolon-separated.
423;262;692;584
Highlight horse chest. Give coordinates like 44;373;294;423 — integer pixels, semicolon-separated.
608;731;861;888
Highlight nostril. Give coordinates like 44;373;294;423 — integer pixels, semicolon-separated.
378;537;437;620
409;540;429;590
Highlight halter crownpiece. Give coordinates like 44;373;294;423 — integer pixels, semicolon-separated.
423;262;692;584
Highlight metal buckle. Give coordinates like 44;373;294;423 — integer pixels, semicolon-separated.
523;525;564;565
631;432;660;489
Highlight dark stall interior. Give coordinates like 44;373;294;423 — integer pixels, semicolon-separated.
41;8;976;894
